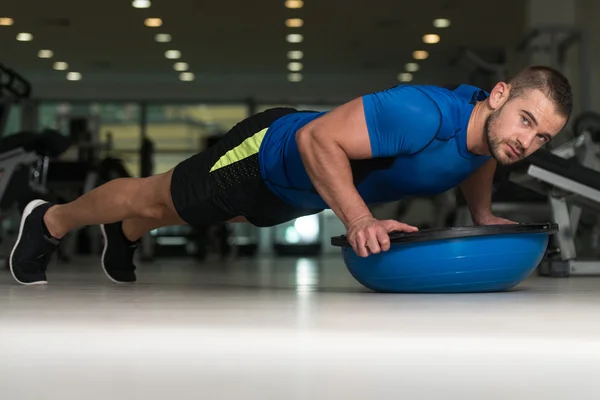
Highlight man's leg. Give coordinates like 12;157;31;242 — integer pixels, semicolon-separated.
9;106;300;285
44;170;176;240
9;169;185;285
99;199;188;284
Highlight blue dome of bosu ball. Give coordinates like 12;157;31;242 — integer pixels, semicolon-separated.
330;223;558;293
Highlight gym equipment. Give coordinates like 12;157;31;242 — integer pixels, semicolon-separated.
0;63;31;99
0;62;31;138
572;111;600;143
0;64;37;203
331;223;557;293
0;130;72;261
509;126;600;276
507;111;600;276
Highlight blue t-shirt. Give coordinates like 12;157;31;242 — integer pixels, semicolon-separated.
257;84;492;210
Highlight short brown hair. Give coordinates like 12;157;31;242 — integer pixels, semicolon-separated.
507;65;573;119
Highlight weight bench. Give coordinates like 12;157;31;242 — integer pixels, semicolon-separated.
510;137;600;276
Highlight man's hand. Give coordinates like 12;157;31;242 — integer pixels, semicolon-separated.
347;216;418;258
474;214;518;226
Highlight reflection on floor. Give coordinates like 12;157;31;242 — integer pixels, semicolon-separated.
1;255;600;399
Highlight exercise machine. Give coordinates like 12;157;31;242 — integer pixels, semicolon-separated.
0;64;72;262
509;112;600;276
0;62;36;202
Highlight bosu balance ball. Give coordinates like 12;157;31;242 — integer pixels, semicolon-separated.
330;223;558;293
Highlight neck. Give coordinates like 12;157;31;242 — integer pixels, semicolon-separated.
466;100;491;156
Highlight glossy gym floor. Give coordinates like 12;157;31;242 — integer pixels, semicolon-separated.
1;255;600;399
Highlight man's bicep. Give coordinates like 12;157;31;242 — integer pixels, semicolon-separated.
298;97;375;160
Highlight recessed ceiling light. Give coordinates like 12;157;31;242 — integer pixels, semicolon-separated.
165;50;181;59
53;61;69;70
288;62;303;72
405;62;419;72
38;50;54;59
286;18;304;28
423;34;440;44
132;0;151;8
174;62;188;71
412;50;429;60
286;34;303;43
398;73;413;82
144;18;162;27
288;73;303;82
0;18;14;26
155;33;171;43
16;33;33;42
287;50;304;60
433;18;451;28
67;72;82;81
179;72;195;81
285;0;304;9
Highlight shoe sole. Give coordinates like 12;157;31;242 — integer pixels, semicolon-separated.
9;199;49;285
100;224;134;284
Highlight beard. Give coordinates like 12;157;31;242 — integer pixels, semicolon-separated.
484;107;523;165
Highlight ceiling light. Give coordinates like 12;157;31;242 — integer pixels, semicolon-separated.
286;34;303;43
165;50;181;59
433;18;451;28
132;0;151;8
412;50;429;60
67;72;82;81
287;50;304;60
405;62;419;72
423;34;440;44
144;18;162;27
16;33;33;42
53;61;69;70
179;72;195;81
174;62;188;71
38;50;54;58
0;18;14;26
288;62;303;72
155;33;171;43
286;18;304;28
288;73;303;82
285;0;304;9
398;73;413;82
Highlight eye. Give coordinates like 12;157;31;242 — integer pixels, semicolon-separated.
521;116;530;126
537;134;549;143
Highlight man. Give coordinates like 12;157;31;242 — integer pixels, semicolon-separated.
9;65;572;285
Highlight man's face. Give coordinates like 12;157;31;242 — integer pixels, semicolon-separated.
484;88;567;165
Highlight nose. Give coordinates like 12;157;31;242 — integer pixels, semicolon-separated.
517;132;536;152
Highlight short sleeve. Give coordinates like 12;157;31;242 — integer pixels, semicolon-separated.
361;85;443;158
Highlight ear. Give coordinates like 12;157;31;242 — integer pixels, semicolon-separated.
488;82;509;110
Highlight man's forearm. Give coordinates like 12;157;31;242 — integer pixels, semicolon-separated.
296;128;372;228
459;159;497;224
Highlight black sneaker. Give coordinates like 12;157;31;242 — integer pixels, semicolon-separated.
9;199;60;285
100;221;138;283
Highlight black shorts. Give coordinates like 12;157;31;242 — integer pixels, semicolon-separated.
170;107;324;227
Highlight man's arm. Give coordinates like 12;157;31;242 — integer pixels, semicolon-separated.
296;97;373;228
295;86;441;257
459;159;497;224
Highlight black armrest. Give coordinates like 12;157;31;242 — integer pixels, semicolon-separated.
522;150;600;191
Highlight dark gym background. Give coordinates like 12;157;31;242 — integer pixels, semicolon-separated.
1;1;600;399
